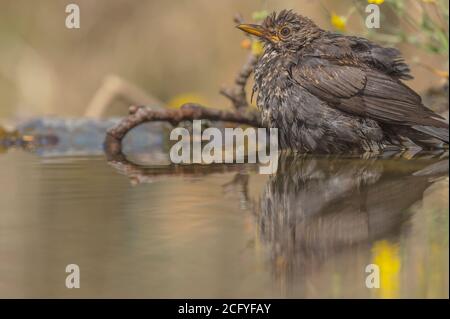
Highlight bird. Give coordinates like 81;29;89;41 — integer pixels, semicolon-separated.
237;10;449;153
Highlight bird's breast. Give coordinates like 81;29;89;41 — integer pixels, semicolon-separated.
255;51;291;88
254;51;293;125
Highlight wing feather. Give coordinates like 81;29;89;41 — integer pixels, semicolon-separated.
291;57;448;129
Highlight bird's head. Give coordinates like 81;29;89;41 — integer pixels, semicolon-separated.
237;10;322;53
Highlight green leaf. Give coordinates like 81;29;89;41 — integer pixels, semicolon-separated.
252;10;269;22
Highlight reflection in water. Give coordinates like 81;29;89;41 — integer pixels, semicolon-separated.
372;240;401;298
107;150;448;297
251;153;448;296
0;148;448;298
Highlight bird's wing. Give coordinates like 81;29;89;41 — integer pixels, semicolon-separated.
348;37;413;80
322;33;413;80
290;56;448;128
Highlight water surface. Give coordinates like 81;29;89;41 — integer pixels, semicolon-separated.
0;149;448;298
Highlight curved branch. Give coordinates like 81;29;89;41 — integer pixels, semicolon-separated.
104;103;262;158
220;53;258;111
219;13;258;110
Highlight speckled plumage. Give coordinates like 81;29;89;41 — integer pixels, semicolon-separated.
241;10;449;153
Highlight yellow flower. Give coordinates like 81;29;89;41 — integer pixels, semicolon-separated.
368;0;385;4
372;240;401;299
167;93;208;109
331;13;347;32
433;69;449;79
251;40;264;56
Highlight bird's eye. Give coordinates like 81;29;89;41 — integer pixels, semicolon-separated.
279;27;291;37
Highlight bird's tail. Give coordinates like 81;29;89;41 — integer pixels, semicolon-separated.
404;122;449;149
413;125;449;143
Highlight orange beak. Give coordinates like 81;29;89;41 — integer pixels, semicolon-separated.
236;24;280;43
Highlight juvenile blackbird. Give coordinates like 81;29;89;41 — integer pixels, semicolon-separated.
237;10;449;152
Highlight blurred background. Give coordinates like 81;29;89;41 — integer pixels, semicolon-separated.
0;0;448;120
0;1;448;298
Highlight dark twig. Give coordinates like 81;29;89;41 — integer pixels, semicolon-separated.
220;53;258;111
219;13;259;110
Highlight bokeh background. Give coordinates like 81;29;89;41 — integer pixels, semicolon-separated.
0;1;448;298
0;0;448;120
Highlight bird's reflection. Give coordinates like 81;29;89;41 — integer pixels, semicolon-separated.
252;152;448;286
107;150;448;291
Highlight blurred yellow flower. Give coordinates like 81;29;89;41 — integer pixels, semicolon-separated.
167;93;208;109
418;62;449;79
251;40;264;56
433;69;449;79
368;0;385;4
372;240;401;299
331;13;347;32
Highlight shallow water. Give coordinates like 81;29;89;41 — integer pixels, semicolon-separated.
0;147;448;298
